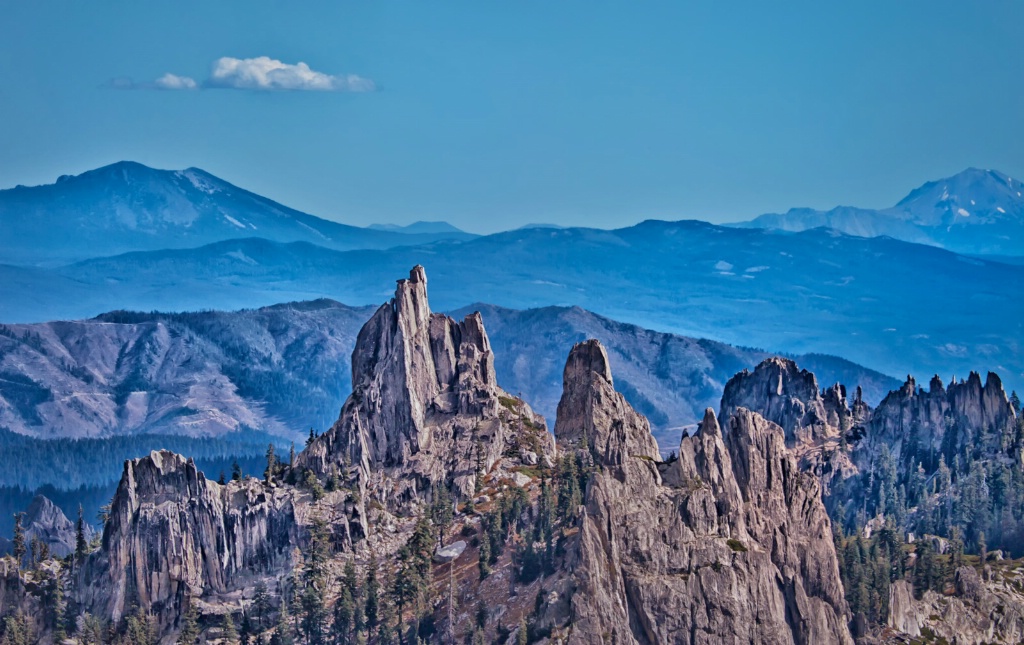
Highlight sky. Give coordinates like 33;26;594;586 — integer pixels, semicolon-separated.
1;1;1022;234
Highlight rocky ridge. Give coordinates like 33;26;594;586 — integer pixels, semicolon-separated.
553;340;853;644
78;451;307;630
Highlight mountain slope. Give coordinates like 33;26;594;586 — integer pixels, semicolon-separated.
0;161;475;265
740;168;1024;256
0;299;897;476
1;221;1016;394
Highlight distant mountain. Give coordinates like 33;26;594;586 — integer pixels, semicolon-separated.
367;220;468;235
738;168;1024;256
0;298;897;467
0;161;475;265
0;221;1017;393
0;299;373;441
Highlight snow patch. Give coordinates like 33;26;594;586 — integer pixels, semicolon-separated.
181;169;221;195
225;250;258;265
223;214;247;229
956;208;970;217
714;260;733;271
997;207;1006;214
745;265;770;273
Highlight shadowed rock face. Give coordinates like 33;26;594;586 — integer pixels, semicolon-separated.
79;451;306;629
556;340;852;645
300;265;551;509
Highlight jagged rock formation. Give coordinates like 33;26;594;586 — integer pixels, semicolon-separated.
886;566;1024;644
22;494;93;558
720;357;863;493
78;451;307;629
299;266;552;510
554;340;852;644
854;371;1019;473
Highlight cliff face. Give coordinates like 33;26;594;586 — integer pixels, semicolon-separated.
78;451;307;628
299;265;552;510
854;371;1019;473
720;357;861;494
557;340;852;644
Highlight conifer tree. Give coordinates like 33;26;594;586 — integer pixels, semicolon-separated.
265;444;278;484
76;504;88;565
221;613;238;645
232;460;243;482
11;513;25;569
253;580;271;629
178;598;200;645
365;553;380;629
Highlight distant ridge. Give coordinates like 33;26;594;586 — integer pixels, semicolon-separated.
0;161;475;265
737;167;1024;256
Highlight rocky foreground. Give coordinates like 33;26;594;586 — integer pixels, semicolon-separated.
0;266;1021;645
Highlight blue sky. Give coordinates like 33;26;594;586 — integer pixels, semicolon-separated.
1;1;1022;233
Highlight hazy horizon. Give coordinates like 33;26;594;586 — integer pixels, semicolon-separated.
3;1;1023;234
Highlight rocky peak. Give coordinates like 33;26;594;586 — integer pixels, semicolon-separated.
554;339;659;468
301;266;550;508
22;495;91;558
553;342;852;644
720;356;839;445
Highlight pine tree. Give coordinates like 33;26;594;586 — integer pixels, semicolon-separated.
478;527;492;579
430;484;454;543
11;513;25;569
290;443;296;468
126;605;156;645
365;553;380;629
178;598;200;645
300;517;331;644
80;613;104;645
221;613;239;645
218;471;227;485
232;460;243;482
43;569;66;641
76;504;88;565
265;444;278;484
0;611;32;645
253;580;271;629
273;599;294;645
332;571;356;644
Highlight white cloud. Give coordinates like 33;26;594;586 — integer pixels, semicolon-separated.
106;56;374;93
153;73;198;90
205;56;375;92
105;73;197;90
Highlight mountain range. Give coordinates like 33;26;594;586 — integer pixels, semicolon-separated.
0;162;1021;408
0;161;475;266
737;167;1024;256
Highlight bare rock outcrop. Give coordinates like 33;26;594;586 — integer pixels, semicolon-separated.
22;494;93;558
885;566;1024;644
299;266;552;510
720;357;859;494
854;371;1019;472
78;450;305;629
556;340;852;644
